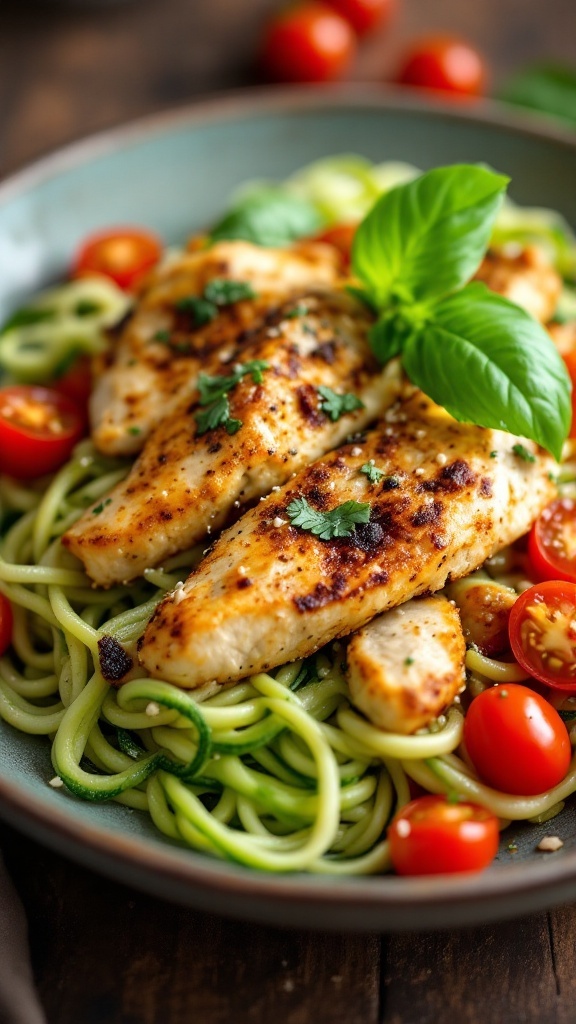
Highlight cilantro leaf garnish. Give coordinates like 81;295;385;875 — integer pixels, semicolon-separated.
360;463;385;484
317;386;364;422
203;279;256;306
350;164;571;460
286;497;371;541
195;359;269;436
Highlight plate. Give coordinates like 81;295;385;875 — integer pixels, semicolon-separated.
2;87;576;931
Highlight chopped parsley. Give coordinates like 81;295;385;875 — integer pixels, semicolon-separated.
404;657;414;666
512;443;536;463
153;329;171;343
360;462;385;485
285;303;309;319
92;498;112;515
203;278;256;306
317;386;364;422
174;278;256;331
489;450;498;458
127;426;141;436
286;496;370;541
195;359;269;436
175;295;218;327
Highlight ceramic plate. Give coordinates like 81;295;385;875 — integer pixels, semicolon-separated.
2;88;576;931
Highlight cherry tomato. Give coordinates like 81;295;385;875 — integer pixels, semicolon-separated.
396;35;487;98
464;683;571;794
313;222;358;264
0;594;13;656
0;386;84;480
388;795;499;876
508;582;576;690
260;3;356;83
71;228;162;292
563;349;576;439
528;498;576;585
52;356;93;410
323;0;395;36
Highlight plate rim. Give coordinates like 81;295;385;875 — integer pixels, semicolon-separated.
2;84;576;930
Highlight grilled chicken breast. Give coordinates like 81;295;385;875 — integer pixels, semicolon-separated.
446;572;517;657
346;595;466;734
474;244;561;323
138;391;556;688
65;289;401;586
90;240;342;455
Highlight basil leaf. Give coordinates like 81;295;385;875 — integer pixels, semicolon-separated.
500;65;576;128
210;187;323;247
402;283;571;460
351;164;509;306
368;310;420;365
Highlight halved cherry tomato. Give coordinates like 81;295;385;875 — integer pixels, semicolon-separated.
396;35;487;98
260;3;356;83
563;349;576;439
0;594;13;656
52;355;93;410
324;0;395;36
0;386;84;480
464;683;571;793
388;795;499;876
509;582;576;690
71;228;162;292
313;222;358;264
528;498;576;585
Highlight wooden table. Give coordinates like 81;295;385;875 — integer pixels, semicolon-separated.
1;1;576;1021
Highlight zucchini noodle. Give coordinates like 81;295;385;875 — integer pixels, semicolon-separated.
2;159;576;874
0;442;472;874
2;440;574;873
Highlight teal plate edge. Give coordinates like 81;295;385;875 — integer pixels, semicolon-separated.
1;86;576;931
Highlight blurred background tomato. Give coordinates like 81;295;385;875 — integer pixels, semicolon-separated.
1;0;575;176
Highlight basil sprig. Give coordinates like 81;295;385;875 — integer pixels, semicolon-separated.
351;164;571;460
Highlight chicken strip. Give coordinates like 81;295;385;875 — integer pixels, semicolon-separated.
138;391;556;688
446;572;517;657
90;240;342;455
346;595;466;734
64;288;401;587
474;244;561;323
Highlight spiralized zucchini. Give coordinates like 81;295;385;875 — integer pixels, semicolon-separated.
1;157;576;874
1;438;575;874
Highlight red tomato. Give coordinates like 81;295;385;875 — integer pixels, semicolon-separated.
0;594;13;656
0;386;84;480
260;3;356;83
52;356;93;410
72;228;162;292
396;35;487;98
324;0;395;36
508;582;576;690
563;349;576;439
464;683;571;794
528;498;576;585
388;795;499;876
313;222;358;264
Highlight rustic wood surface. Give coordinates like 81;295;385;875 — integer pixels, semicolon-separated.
1;1;576;1021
